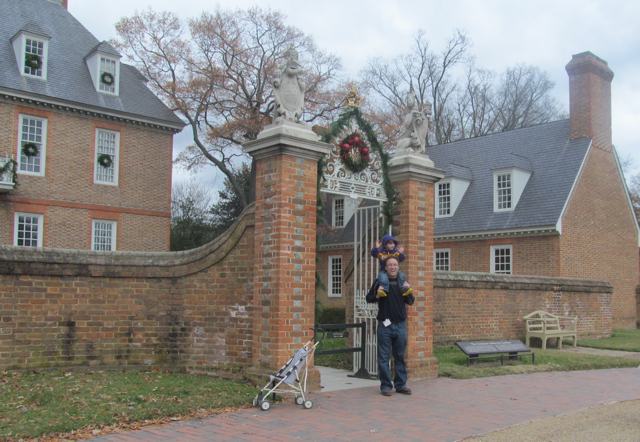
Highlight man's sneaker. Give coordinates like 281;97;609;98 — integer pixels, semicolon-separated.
377;288;388;297
402;287;413;296
396;388;412;395
381;389;392;396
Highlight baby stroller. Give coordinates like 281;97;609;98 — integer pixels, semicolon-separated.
253;328;324;411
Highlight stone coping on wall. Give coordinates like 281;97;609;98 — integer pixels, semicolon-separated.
434;271;613;293
0;203;256;278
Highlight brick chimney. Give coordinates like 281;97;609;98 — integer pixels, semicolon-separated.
48;0;68;9
565;51;614;151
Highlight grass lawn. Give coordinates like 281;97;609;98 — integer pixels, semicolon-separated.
314;337;352;370
577;328;640;352
0;369;258;441
3;330;638;440
434;345;639;379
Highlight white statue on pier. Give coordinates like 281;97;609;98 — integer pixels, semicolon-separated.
395;89;434;154
273;47;306;124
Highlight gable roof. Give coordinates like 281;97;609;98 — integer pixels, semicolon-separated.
0;0;184;128
425;119;592;237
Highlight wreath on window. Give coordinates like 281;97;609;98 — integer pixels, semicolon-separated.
339;131;371;173
101;72;115;86
25;54;42;70
97;153;113;168
22;142;39;157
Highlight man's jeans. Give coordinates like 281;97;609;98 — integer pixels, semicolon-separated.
377;270;408;293
377;321;408;391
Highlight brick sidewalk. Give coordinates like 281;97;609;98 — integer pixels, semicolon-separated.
89;368;640;442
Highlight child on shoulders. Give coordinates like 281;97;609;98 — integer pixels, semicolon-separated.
370;234;412;298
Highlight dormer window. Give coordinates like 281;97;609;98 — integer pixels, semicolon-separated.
24;38;45;77
333;198;345;227
492;154;533;213
435;164;472;218
85;42;122;95
99;57;117;93
12;24;51;80
495;173;512;210
492;167;532;212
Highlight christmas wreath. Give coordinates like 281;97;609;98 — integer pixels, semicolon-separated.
97;153;113;168
339;131;371;173
25;53;42;70
101;72;115;86
22;142;39;157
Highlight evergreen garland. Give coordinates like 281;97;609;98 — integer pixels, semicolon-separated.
0;159;18;188
318;106;400;231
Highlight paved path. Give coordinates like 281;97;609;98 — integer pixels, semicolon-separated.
89;367;640;442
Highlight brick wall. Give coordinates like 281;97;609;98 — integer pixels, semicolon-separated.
560;147;639;328
0;204;255;375
0;101;173;252
436;235;560;276
433;271;612;345
316;248;353;309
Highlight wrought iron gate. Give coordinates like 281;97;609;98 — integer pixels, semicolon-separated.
352;203;389;375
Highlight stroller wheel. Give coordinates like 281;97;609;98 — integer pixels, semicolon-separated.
295;396;304;405
303;399;313;409
260;400;271;411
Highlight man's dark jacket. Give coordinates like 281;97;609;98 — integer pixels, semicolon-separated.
365;277;414;322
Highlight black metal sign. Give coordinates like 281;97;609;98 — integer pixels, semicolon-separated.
456;340;530;355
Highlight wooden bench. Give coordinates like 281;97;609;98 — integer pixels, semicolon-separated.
523;310;578;349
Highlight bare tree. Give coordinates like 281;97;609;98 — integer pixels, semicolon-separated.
360;30;563;148
113;7;344;208
493;64;561;132
360;29;471;147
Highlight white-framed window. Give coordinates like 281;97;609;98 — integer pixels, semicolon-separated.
434;248;451;271
490;245;512;274
14;212;43;247
17;114;47;176
94;129;119;185
328;255;343;297
92;220;117;251
12;32;50;80
437;182;451;216
24;38;46;77
99;57;117;93
333;198;345;227
494;173;512;211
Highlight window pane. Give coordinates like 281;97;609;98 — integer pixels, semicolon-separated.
334;199;344;227
435;250;450;271
99;58;116;93
16;214;40;247
95;130;117;183
438;182;451;216
24;38;44;77
497;174;512;210
93;221;115;251
19;117;43;173
330;257;342;296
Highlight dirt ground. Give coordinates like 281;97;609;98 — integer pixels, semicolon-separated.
464;399;640;442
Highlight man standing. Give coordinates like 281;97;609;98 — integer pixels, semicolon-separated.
366;256;414;396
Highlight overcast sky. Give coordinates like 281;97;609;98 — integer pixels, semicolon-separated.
67;0;640;187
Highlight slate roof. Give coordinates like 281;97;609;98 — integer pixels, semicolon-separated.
425;119;592;236
0;0;184;128
320;195;380;246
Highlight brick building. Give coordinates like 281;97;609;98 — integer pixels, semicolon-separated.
0;0;184;252
319;52;639;329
